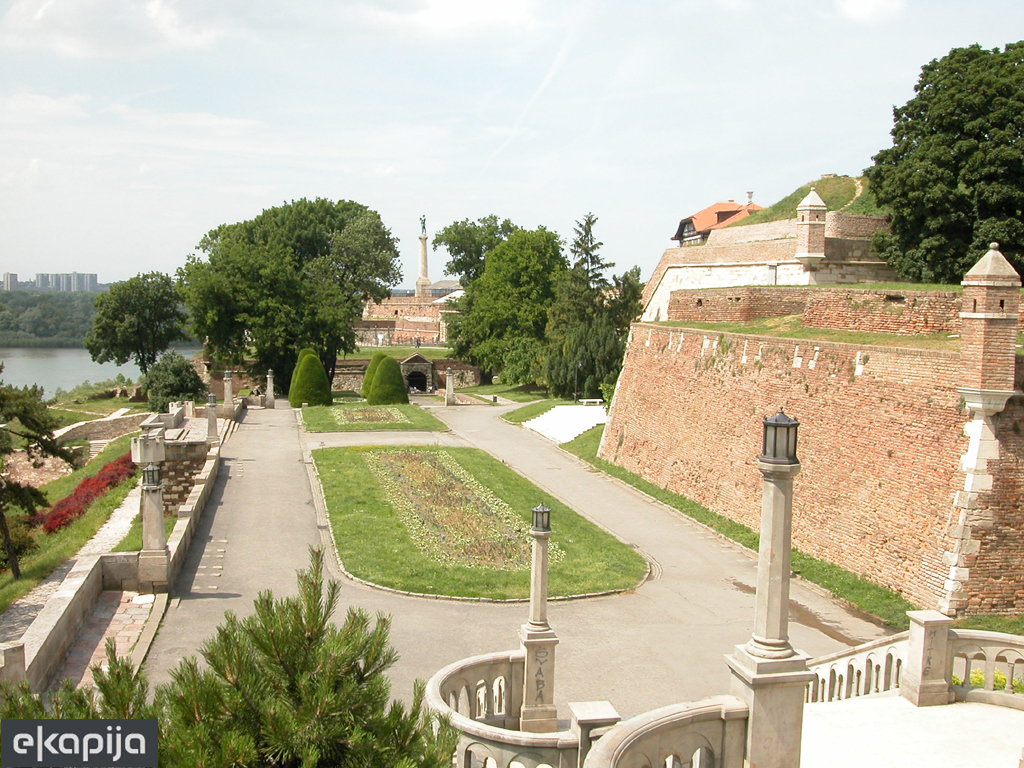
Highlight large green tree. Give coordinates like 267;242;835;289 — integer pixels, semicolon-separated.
179;199;401;387
433;215;519;286
84;272;187;375
0;367;71;579
545;215;643;399
867;42;1024;283
446;227;566;374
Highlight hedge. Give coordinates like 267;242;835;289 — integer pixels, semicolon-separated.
35;453;137;534
361;351;388;399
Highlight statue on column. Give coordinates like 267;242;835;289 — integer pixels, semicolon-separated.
420;215;426;235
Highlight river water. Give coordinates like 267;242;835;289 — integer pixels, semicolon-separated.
0;347;203;398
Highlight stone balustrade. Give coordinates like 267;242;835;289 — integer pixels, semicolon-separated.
949;629;1024;709
806;632;909;703
582;696;748;768
426;650;584;768
805;619;1024;712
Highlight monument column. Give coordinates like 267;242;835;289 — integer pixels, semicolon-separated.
726;409;814;768
519;504;559;733
416;215;431;298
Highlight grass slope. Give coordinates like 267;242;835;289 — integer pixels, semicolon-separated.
0;434;141;613
460;382;554;403
302;403;447;432
736;176;887;227
503;399;573;424
561;425;918;629
313;445;647;599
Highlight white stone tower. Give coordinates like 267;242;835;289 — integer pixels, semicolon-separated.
794;187;827;278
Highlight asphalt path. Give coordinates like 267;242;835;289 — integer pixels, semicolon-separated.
144;401;891;720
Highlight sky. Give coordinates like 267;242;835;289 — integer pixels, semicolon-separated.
1;1;1023;289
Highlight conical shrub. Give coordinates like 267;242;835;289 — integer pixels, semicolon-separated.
361;351;388;399
289;353;333;407
289;348;319;403
367;356;409;405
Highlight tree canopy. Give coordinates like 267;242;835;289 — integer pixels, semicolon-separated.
432;215;519;286
445;227;566;373
84;272;187;374
867;42;1024;283
143;351;207;413
178;199;401;387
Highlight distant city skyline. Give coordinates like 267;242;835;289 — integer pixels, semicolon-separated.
2;271;100;292
1;1;1023;289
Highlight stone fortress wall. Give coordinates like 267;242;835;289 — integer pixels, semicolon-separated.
606;202;1024;615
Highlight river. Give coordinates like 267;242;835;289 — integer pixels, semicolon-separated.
0;347;203;398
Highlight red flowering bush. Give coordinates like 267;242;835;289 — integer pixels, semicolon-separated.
37;453;137;534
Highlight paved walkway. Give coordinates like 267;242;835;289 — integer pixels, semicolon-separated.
145;401;893;718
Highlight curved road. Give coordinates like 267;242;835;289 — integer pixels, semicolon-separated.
144;401;890;719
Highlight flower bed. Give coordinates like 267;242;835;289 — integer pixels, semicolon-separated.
364;449;563;570
334;407;410;426
34;452;137;534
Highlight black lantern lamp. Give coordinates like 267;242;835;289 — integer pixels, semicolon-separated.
207;392;217;408
143;462;161;488
760;408;799;465
531;503;551;533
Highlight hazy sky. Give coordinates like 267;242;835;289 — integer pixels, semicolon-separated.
1;0;1022;288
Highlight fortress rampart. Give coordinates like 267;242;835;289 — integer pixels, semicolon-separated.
600;323;1024;613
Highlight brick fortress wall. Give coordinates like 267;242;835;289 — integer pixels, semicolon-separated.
600;322;1024;613
666;285;1024;335
161;441;209;516
363;297;449;345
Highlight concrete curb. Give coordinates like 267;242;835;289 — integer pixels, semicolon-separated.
129;592;168;672
298;417;651;604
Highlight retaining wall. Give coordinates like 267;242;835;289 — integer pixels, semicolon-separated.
600;322;1024;612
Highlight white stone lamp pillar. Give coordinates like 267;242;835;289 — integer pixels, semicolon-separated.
519;503;559;733
445;366;456;407
726;409;814;768
222;370;233;417
265;369;276;409
138;462;170;592
207;392;219;444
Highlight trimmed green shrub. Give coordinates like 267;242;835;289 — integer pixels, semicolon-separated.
360;351;388;399
143;351;207;413
289;353;332;407
289;348;319;402
367;356;409;405
0;517;37;572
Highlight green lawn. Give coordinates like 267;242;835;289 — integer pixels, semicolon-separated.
460;382;553;403
0;434;141;613
561;425;919;629
302;402;447;432
312;445;647;599
503;399;573;424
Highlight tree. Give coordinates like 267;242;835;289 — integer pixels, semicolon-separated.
143;351;207;413
866;42;1024;283
84;272;187;375
445;227;566;374
0;367;71;579
366;356;410;405
289;348;318;402
569;213;612;289
179;199;401;387
433;215;519;286
1;550;458;768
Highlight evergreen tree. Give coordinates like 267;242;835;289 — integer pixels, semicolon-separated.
367;356;409;405
361;351;388;399
289;354;333;407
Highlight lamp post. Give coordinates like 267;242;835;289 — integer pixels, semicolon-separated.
223;370;233;417
138;460;169;591
445;366;456;407
725;408;813;768
519;503;559;733
574;361;582;403
265;368;276;409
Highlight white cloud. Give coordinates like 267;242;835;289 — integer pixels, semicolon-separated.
835;0;907;23
0;92;89;123
0;0;228;58
347;0;539;36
